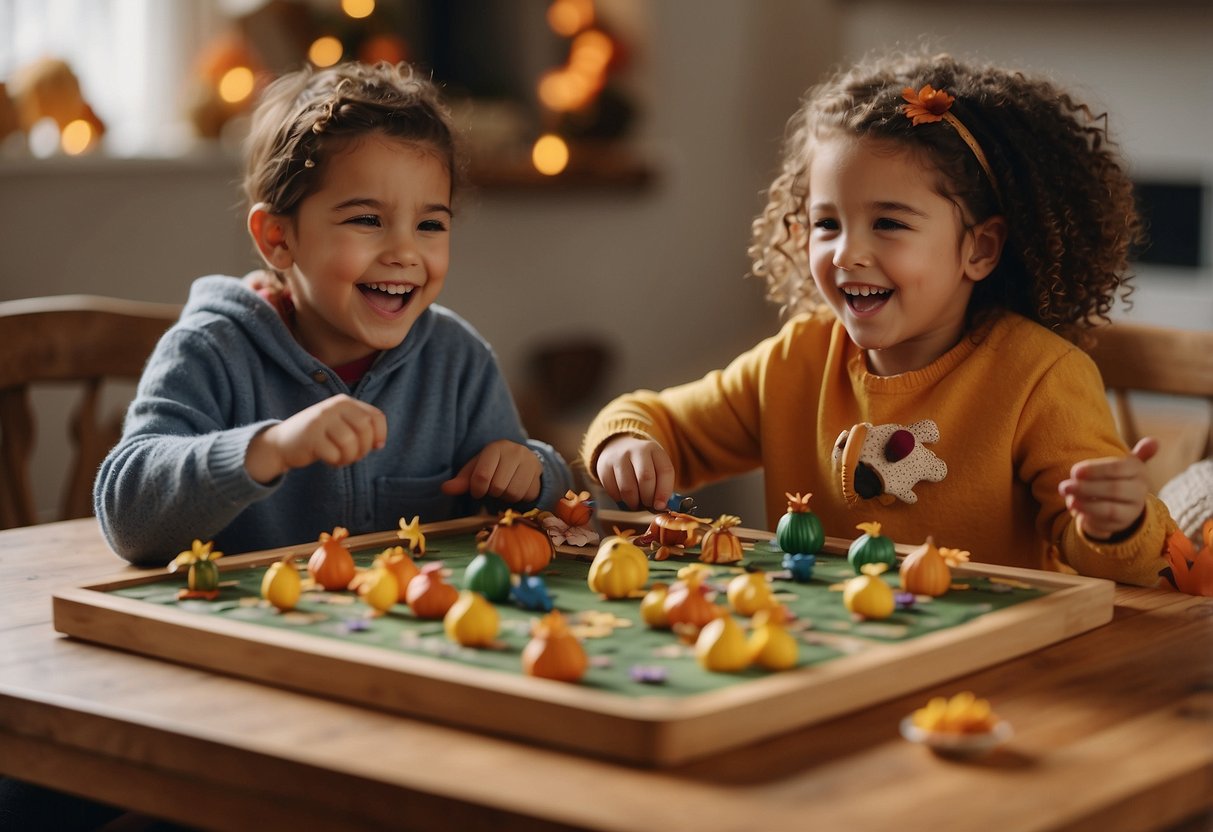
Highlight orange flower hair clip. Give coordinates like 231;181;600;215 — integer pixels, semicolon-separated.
900;84;1000;201
901;85;955;125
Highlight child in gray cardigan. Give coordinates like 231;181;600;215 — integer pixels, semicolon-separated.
95;62;572;565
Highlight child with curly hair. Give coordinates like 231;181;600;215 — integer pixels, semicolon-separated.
96;62;572;565
582;51;1175;586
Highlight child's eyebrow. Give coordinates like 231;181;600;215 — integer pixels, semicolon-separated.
871;200;928;218
331;198;452;216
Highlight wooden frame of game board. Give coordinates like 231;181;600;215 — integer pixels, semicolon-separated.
52;514;1114;767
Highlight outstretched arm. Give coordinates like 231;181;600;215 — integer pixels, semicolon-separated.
1058;437;1157;541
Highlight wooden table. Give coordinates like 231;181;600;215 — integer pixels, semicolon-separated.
2;518;1211;831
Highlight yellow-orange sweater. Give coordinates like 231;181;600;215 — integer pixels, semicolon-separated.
582;312;1172;586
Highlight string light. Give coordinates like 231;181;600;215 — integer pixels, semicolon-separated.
308;36;344;67
532;134;569;175
60;119;94;155
341;0;375;19
217;66;255;103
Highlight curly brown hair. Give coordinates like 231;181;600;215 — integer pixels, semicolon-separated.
242;61;463;217
749;51;1141;343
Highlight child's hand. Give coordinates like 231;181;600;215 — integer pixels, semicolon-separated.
596;436;674;511
441;440;542;504
1058;437;1158;541
246;394;387;483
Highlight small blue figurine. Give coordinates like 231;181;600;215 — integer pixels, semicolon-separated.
782;552;817;583
510;575;555;612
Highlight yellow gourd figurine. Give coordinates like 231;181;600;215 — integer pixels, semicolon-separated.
748;607;798;671
260;556;302;611
522;611;588;682
587;530;649;599
640;582;671;629
899;536;952;597
726;571;776;616
375;546;420;602
695;614;751;673
444;591;500;647
844;563;896;619
356;564;399;613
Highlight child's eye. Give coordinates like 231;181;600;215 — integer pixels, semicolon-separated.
813;218;839;231
874;217;907;231
347;215;382;227
419;219;449;232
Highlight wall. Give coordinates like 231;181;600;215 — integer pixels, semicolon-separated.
2;0;1209;526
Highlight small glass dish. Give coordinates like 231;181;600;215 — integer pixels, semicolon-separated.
899;716;1013;759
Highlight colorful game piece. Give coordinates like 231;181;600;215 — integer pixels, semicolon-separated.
663;565;721;634
260;556;302;611
522;611;587;682
634;511;706;560
899;536;952;597
355;564;399;613
308;527;356;591
775;492;824;556
396;515;427;556
170;539;224;601
699;515;744;564
695;615;750;673
444;590;500;647
843;563;895;619
483;509;555;575
510;575;554;611
587;529;649;599
464;551;512;603
781;552;817;582
374;546;420;602
405;562;458;619
748;607;798;671
554;489;594;527
639;582;671;629
847;521;898;575
726;571;776;617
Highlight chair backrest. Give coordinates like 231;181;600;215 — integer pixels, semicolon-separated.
1084;321;1213;487
0;295;180;528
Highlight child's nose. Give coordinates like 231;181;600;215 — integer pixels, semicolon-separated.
832;233;870;270
382;230;421;268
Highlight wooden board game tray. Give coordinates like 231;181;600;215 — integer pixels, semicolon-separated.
52;514;1114;767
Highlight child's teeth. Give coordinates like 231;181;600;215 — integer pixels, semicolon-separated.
366;283;413;295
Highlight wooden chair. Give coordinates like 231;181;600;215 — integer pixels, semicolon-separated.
0;295;180;528
1085;320;1213;490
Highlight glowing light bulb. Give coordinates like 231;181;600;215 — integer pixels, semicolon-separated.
532;134;569;176
218;66;255;103
309;36;344;68
546;0;594;36
60;119;94;155
342;0;375;19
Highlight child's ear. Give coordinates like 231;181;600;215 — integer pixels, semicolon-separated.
248;203;293;270
964;215;1008;282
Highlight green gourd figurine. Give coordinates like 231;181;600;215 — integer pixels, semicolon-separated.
775;492;824;555
848;521;898;574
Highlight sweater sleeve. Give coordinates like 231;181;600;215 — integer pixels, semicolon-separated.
580;327;778;490
447;334;573;512
94;327;281;566
1014;346;1171;586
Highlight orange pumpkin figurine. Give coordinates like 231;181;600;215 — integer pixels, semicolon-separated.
308;527;356;591
482;509;555;575
521;611;588;682
405;562;459;619
554;489;594;527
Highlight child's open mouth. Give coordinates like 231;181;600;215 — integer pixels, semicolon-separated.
359;282;416;314
842;285;892;314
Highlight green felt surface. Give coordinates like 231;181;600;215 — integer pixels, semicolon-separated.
112;533;1046;698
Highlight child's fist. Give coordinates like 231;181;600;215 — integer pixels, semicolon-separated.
441;440;542;504
595;436;674;511
246;394;387;482
1059;437;1158;541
